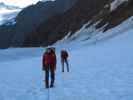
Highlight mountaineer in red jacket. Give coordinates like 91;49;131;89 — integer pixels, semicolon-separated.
61;49;69;72
42;47;56;88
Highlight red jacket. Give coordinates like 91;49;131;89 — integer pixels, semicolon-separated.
42;52;56;69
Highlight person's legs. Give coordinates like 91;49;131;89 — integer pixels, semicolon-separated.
65;59;69;72
45;67;49;88
50;65;55;87
61;59;64;72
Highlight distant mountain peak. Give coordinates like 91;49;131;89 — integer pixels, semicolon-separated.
0;2;21;10
0;2;22;25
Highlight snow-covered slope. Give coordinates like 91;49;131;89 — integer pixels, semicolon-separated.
0;2;20;9
54;16;133;50
110;0;128;11
0;3;21;25
0;17;133;100
0;10;20;25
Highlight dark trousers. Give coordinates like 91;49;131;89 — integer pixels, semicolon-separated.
45;64;55;88
61;59;69;72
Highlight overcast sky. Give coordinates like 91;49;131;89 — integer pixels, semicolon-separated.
0;0;53;8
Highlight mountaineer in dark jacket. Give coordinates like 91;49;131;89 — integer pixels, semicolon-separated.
61;49;69;72
42;47;56;88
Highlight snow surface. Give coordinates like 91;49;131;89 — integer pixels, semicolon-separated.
0;17;133;100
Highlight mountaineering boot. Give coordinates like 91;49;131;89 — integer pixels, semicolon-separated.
50;80;54;88
50;84;54;88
